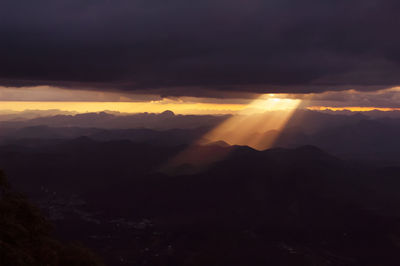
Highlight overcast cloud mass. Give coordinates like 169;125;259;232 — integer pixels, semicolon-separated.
1;0;400;96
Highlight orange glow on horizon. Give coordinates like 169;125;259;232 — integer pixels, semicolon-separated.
0;95;305;115
0;101;247;115
307;106;400;112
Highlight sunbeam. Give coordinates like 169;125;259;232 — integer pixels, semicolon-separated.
161;94;302;174
202;94;301;150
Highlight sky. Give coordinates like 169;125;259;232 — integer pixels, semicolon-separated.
1;0;400;113
0;86;399;115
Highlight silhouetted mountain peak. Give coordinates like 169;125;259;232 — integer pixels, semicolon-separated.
291;145;342;165
256;145;340;167
160;110;175;117
75;112;114;119
203;140;230;148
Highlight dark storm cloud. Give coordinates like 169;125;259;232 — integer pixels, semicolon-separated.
1;0;400;96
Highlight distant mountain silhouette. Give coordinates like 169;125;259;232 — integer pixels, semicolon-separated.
3;139;394;265
0;109;77;121
1;111;400;265
0;111;227;130
1;138;399;222
273;118;400;164
2;110;400;164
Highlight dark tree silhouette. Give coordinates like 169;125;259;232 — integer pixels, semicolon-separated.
0;170;104;266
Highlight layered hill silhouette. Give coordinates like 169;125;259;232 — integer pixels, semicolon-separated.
1;110;400;265
0;110;227;130
1;137;400;265
1;110;400;164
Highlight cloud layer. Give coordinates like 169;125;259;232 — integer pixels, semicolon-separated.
1;0;400;95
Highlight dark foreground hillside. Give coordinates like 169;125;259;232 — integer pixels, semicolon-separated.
1;139;400;265
0;171;104;266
